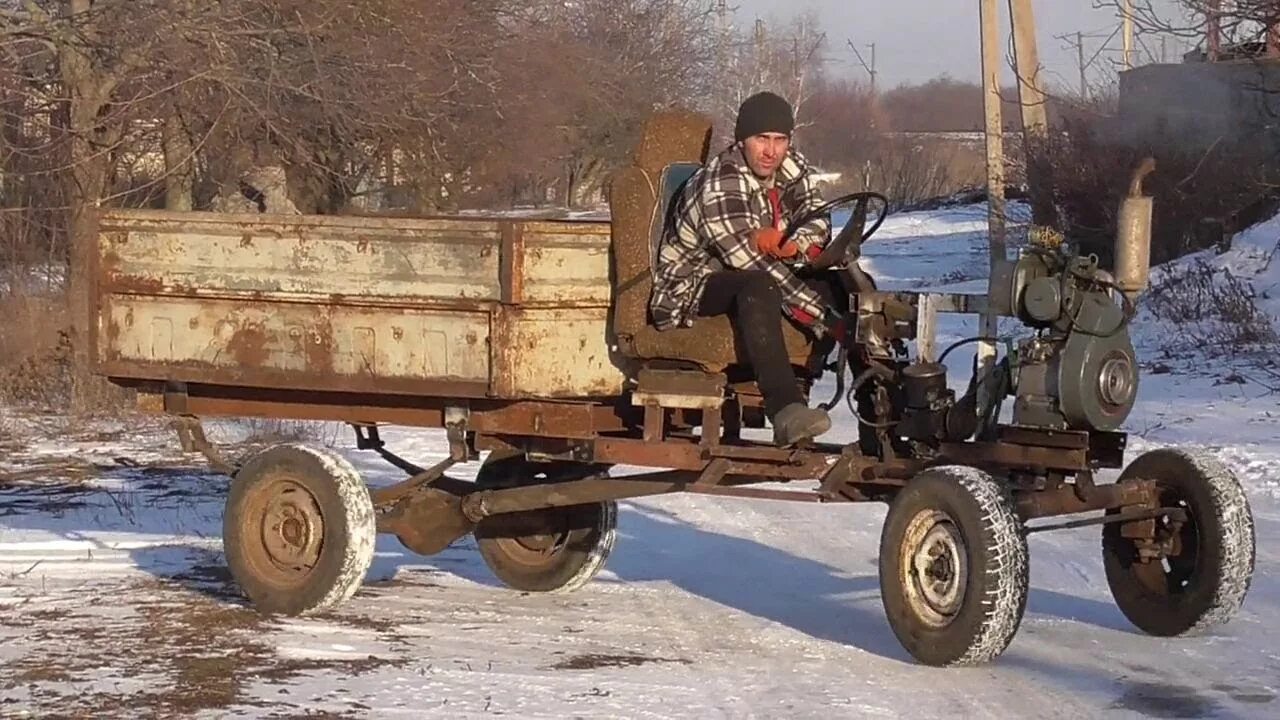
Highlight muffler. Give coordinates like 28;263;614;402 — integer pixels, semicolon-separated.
1114;157;1156;299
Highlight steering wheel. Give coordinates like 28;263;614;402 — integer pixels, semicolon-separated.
780;191;889;271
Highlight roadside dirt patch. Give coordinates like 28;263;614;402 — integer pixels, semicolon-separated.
550;652;691;670
0;576;410;718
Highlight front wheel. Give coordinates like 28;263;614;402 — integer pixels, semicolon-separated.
473;452;617;593
1102;448;1255;636
879;466;1029;666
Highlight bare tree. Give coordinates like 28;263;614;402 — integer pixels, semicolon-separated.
1;0;510;404
710;10;829;147
1096;1;1280;56
560;0;717;206
796;77;883;168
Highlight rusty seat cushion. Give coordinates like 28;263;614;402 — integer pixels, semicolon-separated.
610;111;814;374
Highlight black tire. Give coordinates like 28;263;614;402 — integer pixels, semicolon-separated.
223;443;376;615
879;466;1029;666
473;451;616;593
1103;448;1255;637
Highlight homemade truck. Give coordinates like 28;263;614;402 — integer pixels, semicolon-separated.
89;113;1255;667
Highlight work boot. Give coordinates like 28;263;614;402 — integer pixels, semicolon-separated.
771;403;832;447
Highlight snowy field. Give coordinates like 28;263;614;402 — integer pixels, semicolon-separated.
2;203;1279;718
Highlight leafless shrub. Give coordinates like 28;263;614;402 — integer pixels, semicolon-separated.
239;419;343;447
1046;115;1279;267
0;287;72;407
1145;259;1278;354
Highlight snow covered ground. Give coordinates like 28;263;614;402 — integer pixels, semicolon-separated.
2;204;1279;718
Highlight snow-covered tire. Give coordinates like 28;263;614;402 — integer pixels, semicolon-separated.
1103;448;1255;637
879;466;1029;666
223;443;376;616
473;453;616;593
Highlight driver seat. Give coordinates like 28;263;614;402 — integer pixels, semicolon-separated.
610;111;814;373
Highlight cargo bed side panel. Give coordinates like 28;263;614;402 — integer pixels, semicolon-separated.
92;210;627;399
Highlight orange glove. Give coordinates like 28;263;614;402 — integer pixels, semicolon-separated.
752;227;798;259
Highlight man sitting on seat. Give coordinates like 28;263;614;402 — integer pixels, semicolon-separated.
649;91;848;447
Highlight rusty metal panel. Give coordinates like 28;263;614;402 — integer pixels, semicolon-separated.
98;210;502;302
100;294;490;391
493;306;627;398
93;209;626;400
520;221;613;305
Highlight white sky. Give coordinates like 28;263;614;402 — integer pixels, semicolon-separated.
732;0;1193;90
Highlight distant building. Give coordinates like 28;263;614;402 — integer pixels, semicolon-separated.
1114;58;1280;151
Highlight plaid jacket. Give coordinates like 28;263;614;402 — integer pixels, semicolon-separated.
648;144;832;331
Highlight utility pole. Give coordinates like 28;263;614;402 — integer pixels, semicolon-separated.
1008;0;1048;135
1122;0;1134;69
1057;30;1095;100
848;39;877;95
1008;0;1058;232
1077;31;1088;99
753;18;767;88
979;0;1005;402
981;0;1005;260
715;0;731;84
869;43;877;95
1207;0;1222;61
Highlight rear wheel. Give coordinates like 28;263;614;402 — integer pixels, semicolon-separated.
474;451;616;593
223;443;376;615
1102;448;1255;636
879;466;1028;666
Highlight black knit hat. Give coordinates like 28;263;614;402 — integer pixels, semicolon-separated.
734;91;795;142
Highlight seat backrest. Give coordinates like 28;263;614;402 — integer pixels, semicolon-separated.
650;162;701;270
609;111;712;354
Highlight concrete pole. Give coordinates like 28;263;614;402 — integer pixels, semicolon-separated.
1207;0;1222;61
869;43;877;96
1078;31;1089;99
1122;0;1134;69
979;0;1005;410
981;0;1007;265
1007;0;1059;232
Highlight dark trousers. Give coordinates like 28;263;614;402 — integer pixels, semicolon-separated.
696;270;848;418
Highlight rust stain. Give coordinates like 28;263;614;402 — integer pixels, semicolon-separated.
188;317;199;330
239;234;254;248
226;324;270;367
99;249;171;296
304;324;335;375
109;274;167;294
100;250;121;273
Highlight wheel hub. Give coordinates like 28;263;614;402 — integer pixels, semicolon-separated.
494;530;570;567
257;481;324;575
902;510;968;627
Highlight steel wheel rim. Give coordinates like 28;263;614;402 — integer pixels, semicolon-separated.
492;530;572;567
901;509;968;628
244;476;325;588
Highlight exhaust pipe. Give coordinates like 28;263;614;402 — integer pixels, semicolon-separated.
1114;157;1156;299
